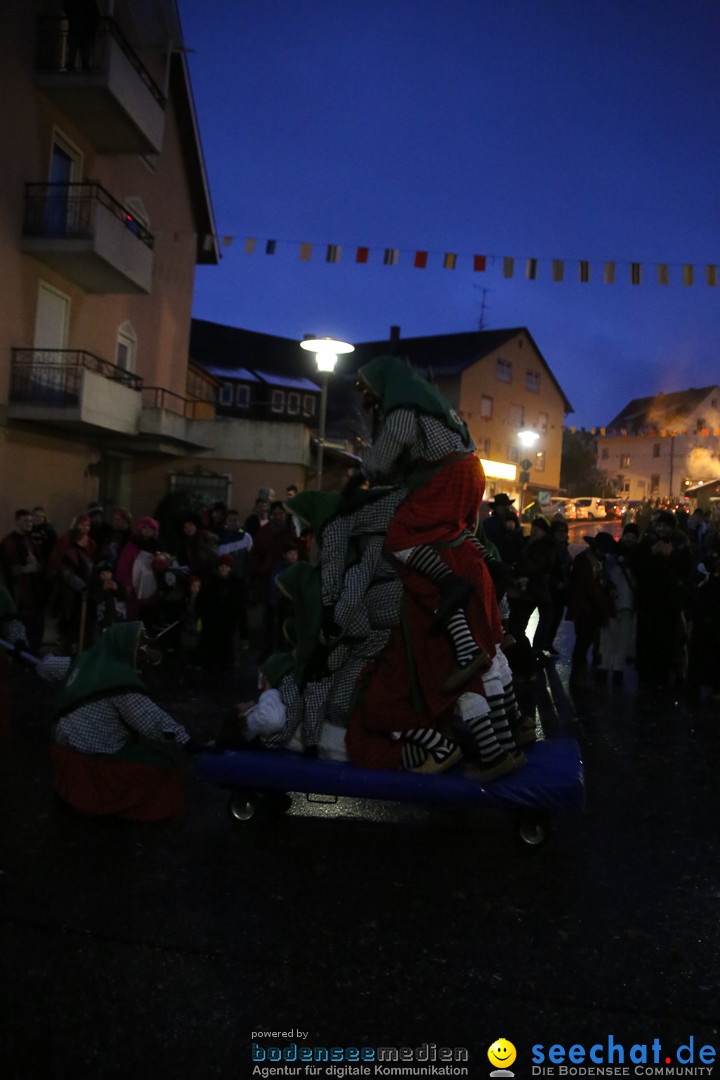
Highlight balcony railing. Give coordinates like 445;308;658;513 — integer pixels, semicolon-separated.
142;386;216;419
35;16;166;108
10;349;142;406
23;183;154;248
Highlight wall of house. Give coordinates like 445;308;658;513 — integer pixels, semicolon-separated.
0;425;99;532
457;332;566;498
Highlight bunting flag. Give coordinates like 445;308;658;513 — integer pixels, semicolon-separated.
231;234;718;287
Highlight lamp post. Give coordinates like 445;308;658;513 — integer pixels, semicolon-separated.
300;336;355;490
516;425;539;517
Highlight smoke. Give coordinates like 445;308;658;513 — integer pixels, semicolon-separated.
686;446;720;480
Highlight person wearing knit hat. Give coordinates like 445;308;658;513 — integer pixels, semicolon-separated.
115;517;169;621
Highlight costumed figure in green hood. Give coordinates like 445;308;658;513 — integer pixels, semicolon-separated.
37;621;203;820
354;355;523;782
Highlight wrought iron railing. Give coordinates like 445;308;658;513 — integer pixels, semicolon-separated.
10;349;143;406
23;183;154;248
142;387;216;420
35;16;166;108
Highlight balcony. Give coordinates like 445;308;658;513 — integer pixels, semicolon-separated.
35;17;166;154
138;387;215;454
8;349;143;437
21;183;154;294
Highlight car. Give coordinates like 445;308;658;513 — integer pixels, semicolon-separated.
573;497;607;520
522;498;576;522
601;498;623;520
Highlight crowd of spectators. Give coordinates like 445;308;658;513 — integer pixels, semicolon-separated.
479;496;720;702
0;483;305;667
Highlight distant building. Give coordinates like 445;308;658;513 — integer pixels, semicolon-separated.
597;387;720;500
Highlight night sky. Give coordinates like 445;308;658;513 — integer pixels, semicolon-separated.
178;0;720;429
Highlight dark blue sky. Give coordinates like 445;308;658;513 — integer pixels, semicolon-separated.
179;1;720;429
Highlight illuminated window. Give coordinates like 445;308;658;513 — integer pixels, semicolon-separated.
534;450;546;471
620;454;630;468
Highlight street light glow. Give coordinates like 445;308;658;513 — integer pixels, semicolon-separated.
300;336;355;490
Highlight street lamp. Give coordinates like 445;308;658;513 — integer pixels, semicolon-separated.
300;336;355;490
516;425;539;517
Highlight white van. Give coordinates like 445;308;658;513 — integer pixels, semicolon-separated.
573;497;607;520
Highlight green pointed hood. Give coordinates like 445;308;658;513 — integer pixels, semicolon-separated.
358;354;470;444
56;621;146;716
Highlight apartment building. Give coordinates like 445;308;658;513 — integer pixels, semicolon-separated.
0;0;218;529
597;387;720;500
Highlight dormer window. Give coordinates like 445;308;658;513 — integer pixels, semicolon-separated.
271;390;285;413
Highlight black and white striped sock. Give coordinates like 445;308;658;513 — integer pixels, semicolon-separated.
461;712;506;766
486;692;516;752
445;611;478;666
404;545;453;583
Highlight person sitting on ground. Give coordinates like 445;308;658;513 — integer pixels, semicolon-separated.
37;621;210;820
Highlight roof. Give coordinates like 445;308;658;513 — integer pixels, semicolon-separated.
203;366;261;382
348;328;574;413
605;386;720;431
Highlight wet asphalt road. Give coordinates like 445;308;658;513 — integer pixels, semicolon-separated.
1;589;719;1079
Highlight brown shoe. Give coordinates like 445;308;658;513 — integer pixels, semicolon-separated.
464;752;517;783
443;649;492;694
409;744;463;775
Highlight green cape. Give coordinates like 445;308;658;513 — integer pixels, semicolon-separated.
358;354;470;445
56;621;146;716
286;491;343;537
275;561;324;688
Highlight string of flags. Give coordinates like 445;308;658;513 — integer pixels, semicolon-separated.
571;427;720;437
223;235;720;286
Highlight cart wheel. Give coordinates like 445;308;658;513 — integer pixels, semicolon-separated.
228;790;257;822
516;812;554;847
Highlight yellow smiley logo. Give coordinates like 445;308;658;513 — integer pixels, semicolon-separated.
488;1039;517;1069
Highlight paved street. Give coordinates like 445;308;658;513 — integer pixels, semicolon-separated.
2;608;719;1079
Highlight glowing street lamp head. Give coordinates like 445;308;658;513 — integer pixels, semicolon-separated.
517;426;540;448
300;336;355;373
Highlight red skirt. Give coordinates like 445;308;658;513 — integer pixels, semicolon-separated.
346;537;502;770
51;744;185;821
385;453;486;551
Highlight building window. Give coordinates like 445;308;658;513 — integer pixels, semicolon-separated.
236;384;250;408
303;394;316;418
697;418;706;430
534;450;546;471
620;454;630;468
525;371;541;393
538;412;549;432
651;474;660;491
624;482;631;492
653;443;661;458
507;444;520;463
271;390;285;413
287;391;301;415
601;448;609;460
480;395;493;419
509;404;524;429
219;382;233;406
481;437;491;454
115;321;136;372
496;358;513;383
